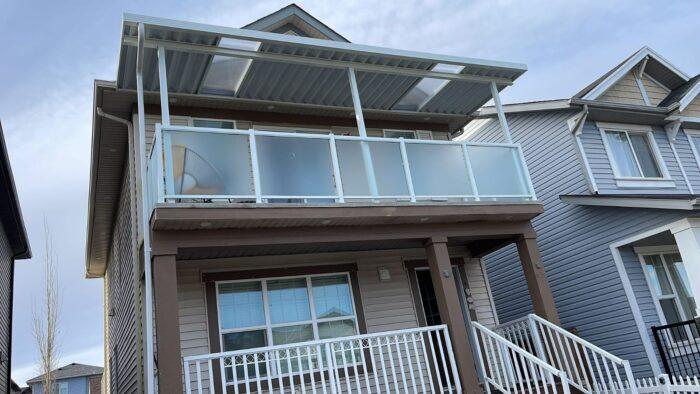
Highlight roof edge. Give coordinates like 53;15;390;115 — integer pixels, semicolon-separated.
0;123;31;259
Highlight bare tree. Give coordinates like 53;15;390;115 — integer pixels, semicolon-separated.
32;218;61;394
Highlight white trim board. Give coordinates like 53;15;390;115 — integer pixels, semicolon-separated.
583;47;689;101
560;195;699;210
679;79;700;113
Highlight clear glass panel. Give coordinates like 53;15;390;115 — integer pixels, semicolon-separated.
222;330;267;381
466;145;528;196
312;275;353;318
628;133;661;177
406;144;472;197
267;278;311;324
605;131;641;177
336;140;409;197
218;282;265;330
167;131;252;196
192;119;235;129
256;136;336;197
393;64;464;111
644;255;674;297
665;254;697;320
200;38;260;96
318;319;357;339
271;324;314;345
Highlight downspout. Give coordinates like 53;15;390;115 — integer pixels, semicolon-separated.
568;105;598;193
96;107;145;392
665;120;694;194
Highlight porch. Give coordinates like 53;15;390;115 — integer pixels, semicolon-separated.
148;203;558;393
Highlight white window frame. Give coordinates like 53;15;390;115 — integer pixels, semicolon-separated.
635;245;698;347
58;381;69;394
215;272;360;353
383;129;417;139
683;128;700;174
598;122;673;188
190;117;238;129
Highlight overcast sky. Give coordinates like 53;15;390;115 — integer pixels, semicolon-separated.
2;0;699;386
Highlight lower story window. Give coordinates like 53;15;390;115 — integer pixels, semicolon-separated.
642;252;697;328
217;273;358;352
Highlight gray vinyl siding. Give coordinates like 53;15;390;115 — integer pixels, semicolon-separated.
105;167;140;393
463;110;700;378
580;121;690;195
0;221;12;394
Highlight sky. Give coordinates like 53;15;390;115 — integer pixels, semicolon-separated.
1;0;699;386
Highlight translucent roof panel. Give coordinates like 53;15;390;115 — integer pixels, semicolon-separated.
200;38;261;96
393;64;465;111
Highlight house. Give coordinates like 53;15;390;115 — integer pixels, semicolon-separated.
462;46;700;380
0;123;32;393
26;363;102;394
85;4;650;393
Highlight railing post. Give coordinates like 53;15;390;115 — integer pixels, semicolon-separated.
248;130;262;203
155;124;167;203
442;326;463;393
526;315;547;362
183;360;191;394
658;374;671;394
325;342;338;394
461;144;480;201
624;360;639;394
328;134;345;203
398;138;416;202
515;145;537;200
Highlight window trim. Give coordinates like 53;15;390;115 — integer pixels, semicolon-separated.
683;128;700;173
597;122;673;187
191;117;238;129
382;129;417;139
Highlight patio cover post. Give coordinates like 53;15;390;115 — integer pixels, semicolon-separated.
347;67;379;197
136;22;156;394
157;46;171;127
490;81;512;143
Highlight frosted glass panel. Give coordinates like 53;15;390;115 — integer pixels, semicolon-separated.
336;140;408;197
407;144;472;196
167;131;252;196
256;136;336;197
467;145;528;196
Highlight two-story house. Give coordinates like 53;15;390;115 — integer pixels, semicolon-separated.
463;46;700;380
27;363;103;394
86;5;649;394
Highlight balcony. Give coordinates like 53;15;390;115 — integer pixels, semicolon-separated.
145;124;535;212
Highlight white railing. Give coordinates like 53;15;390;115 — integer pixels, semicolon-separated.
183;325;461;394
146;123;536;207
472;321;572;394
494;314;638;394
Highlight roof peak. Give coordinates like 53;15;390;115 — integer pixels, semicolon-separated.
242;3;349;42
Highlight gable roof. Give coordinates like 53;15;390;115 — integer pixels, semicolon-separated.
659;74;700;111
27;363;103;384
0;122;31;259
243;3;349;42
574;46;689;101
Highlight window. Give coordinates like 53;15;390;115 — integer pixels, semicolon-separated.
640;251;698;341
685;129;700;171
217;273;358;352
192;118;236;129
58;382;69;394
604;129;662;178
383;130;417;139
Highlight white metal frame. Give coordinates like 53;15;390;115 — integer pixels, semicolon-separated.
597;122;673;187
683;129;700;176
214;272;361;361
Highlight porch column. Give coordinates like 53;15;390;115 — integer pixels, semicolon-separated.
670;218;700;318
516;235;560;324
152;253;182;393
424;236;482;392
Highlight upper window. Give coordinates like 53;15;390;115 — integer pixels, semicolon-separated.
383;130;417;139
58;382;69;394
217;273;358;354
192;118;236;129
604;129;662;178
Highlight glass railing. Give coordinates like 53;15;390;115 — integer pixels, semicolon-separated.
145;124;536;207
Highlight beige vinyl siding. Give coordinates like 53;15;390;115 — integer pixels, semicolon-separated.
641;74;670;106
598;71;646;106
680;95;700;117
465;258;498;328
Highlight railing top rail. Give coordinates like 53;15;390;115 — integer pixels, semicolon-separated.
652;319;698;331
157;123;523;149
473;321;564;376
494;316;531;330
183;324;449;363
528;314;626;364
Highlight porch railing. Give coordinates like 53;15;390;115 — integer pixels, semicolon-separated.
651;319;700;378
146;123;536;211
493;314;637;393
182;325;461;394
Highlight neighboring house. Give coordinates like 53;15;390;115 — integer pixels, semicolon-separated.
85;4;654;394
26;363;102;394
463;46;700;379
0;123;31;393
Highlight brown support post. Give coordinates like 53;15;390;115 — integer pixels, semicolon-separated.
425;236;482;393
152;254;182;393
516;234;560;324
